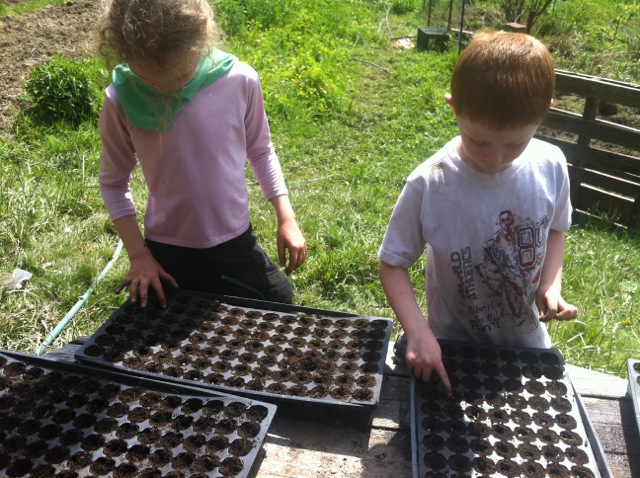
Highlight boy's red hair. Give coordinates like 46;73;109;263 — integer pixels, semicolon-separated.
450;29;555;130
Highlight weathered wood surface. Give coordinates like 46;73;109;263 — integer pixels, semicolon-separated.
246;348;640;478
543;109;640;151
554;70;640;108
538;70;640;230
45;341;640;478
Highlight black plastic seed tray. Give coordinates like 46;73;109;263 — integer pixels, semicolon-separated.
0;349;276;478
74;290;393;430
410;340;611;478
627;358;640;444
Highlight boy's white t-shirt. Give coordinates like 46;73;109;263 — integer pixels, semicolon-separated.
379;137;572;348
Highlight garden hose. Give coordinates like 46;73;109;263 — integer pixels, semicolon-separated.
36;239;124;356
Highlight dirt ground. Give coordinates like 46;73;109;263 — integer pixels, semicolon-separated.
0;0;101;140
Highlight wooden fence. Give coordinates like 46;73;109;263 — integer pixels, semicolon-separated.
536;70;640;230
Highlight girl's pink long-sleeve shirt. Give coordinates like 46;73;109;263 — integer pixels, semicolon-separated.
98;60;288;249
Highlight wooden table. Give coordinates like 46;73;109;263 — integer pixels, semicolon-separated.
46;341;640;478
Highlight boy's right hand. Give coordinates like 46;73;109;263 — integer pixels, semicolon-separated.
405;331;452;396
116;252;178;309
378;261;452;396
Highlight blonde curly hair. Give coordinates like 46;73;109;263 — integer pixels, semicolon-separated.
97;0;219;71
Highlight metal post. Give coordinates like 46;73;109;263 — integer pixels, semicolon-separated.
458;0;466;55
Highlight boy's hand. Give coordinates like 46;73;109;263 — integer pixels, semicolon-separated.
405;331;452;396
537;230;576;322
536;287;578;322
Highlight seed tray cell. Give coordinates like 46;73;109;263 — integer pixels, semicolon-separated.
75;291;393;429
411;341;609;478
0;350;276;478
627;358;640;444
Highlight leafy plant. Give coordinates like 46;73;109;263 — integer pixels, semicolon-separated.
20;55;104;128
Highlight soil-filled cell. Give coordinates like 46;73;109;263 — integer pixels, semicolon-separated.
413;341;604;478
75;292;392;409
0;351;276;478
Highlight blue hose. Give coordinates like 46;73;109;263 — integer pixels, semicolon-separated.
36;240;124;356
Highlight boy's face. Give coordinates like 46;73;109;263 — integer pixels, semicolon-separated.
454;115;540;174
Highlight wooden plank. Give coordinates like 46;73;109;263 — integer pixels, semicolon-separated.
567;164;640;198
575;183;634;220
580;396;640;478
537;136;640;175
544;109;640;151
555;70;640;108
566;364;629;398
581;397;638;452
251;420;413;478
598;453;639;478
373;375;411;429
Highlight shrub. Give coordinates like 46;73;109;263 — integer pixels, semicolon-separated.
20;55;103;128
215;0;292;36
389;0;421;15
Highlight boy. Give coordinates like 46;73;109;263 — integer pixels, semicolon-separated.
378;30;578;395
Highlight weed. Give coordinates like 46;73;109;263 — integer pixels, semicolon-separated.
19;56;104;129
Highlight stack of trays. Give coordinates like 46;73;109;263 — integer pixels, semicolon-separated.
75;290;393;429
0;350;276;478
627;358;640;443
411;341;610;478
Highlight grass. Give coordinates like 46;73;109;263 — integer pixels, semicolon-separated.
0;0;68;15
549;216;640;377
1;0;639;377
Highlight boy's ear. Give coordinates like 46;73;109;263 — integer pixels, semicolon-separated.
445;93;455;111
550;98;556;108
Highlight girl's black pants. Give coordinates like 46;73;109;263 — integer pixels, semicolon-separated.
145;224;294;304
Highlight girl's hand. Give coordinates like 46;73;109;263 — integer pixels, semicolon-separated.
112;215;178;308
270;195;307;274
277;218;307;275
116;252;178;308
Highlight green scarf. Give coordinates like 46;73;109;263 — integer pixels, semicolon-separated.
113;49;236;131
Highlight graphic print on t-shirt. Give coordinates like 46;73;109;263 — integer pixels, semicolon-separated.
450;209;549;335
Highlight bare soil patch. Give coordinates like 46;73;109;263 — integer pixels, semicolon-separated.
0;0;100;140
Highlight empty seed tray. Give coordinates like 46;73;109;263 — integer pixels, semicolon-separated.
410;340;610;478
75;290;393;429
0;349;276;478
627;358;640;444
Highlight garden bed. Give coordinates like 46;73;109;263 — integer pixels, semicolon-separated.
75;290;393;429
410;340;610;478
0;350;276;478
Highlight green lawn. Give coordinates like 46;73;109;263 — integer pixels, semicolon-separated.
1;0;639;377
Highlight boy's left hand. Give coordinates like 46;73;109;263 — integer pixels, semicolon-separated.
536;289;578;322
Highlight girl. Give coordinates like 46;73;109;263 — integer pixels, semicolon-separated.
97;0;307;308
